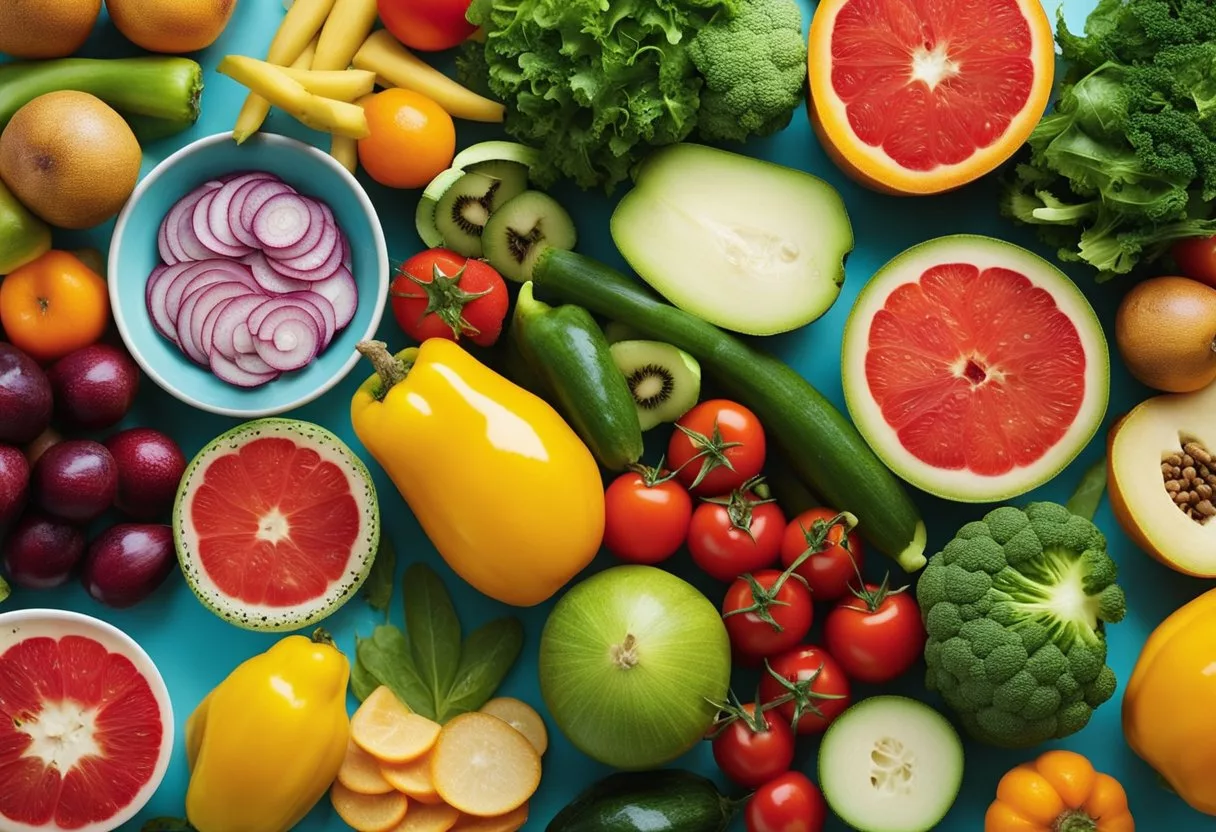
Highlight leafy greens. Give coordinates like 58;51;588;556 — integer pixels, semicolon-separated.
1001;0;1216;280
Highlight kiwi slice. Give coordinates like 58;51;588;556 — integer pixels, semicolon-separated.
482;190;578;283
415;168;465;249
609;340;702;431
434;170;528;257
452;140;541;173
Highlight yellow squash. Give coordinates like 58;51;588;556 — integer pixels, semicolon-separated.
350;338;604;606
1123;587;1216;816
185;631;351;832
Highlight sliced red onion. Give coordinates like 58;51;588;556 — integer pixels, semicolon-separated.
177;282;257;365
252;194;313;250
304;267;356;330
267;226;343;282
232;180;293;248
341;234;351;269
233;349;277;375
158;261;227;333
232;321;254;355
166;262;258;322
163;182;221;263
252;307;320;371
209;172;276;248
157;217;176;266
191;190;249;258
210;350;279;388
264;198;326;261
145;265;177;341
279;292;336;348
211;295;269;360
244;251;311;294
176;199;216;262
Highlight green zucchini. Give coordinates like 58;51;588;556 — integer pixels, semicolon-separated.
531;248;928;572
547;770;738;832
511;282;644;470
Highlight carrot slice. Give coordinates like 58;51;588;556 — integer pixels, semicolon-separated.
340;739;396;795
331;781;409;832
382;752;441;803
389;800;461;832
352;686;442;763
479;698;549;756
449;804;529;832
431;712;541;817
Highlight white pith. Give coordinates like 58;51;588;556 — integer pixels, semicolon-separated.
256;508;291;543
842;236;1109;503
909;44;960;91
1110;383;1216;575
0;610;174;832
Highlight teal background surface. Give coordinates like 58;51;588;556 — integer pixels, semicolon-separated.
5;0;1216;829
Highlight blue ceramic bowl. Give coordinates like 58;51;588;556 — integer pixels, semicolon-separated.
109;132;389;418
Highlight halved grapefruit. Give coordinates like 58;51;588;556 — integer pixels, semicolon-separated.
0;609;174;832
173;418;379;632
808;0;1056;195
841;235;1108;503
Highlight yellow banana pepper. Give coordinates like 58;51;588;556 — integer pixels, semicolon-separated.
1123;588;1216;816
185;630;350;832
350;338;605;607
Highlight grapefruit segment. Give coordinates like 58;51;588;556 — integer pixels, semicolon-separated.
174;418;380;632
842;235;1108;503
808;0;1055;194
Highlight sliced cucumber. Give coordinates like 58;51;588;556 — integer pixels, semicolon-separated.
610;340;701;431
415;168;466;249
434;170;525;257
483;190;577;282
819;696;964;832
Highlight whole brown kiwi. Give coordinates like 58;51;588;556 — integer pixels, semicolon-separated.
1115;275;1216;393
0;91;142;231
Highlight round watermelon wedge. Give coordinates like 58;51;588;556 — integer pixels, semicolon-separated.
173;418;380;632
842;235;1109;503
0;609;174;832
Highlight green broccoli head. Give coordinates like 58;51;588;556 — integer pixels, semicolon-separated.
917;502;1126;749
687;0;808;143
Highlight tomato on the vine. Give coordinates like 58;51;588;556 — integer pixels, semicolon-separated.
390;249;508;347
745;772;827;832
602;467;693;565
823;577;927;684
667;399;766;496
759;645;851;735
377;0;478;52
711;702;794;789
722;570;813;663
779;508;864;603
687;485;784;582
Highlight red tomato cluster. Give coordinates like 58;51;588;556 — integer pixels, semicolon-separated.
601;399;931;832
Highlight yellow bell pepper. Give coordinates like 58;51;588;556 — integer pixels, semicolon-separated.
1123;587;1216;816
350;338;605;606
185;630;350;832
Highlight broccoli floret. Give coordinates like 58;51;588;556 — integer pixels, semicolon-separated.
687;0;808;143
917;497;1126;749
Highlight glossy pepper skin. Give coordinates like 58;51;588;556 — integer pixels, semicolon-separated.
1123;588;1216;816
985;750;1133;832
350;338;605;606
185;631;350;832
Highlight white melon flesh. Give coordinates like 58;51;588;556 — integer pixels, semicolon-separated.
610;143;854;336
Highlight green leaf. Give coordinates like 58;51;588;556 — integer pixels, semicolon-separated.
1067;456;1109;522
436;617;525;722
403;563;462;718
349;649;381;702
357;625;436;720
364;536;397;615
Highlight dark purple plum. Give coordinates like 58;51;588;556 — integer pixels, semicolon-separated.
31;439;117;523
48;343;140;430
0;445;29;529
0;343;53;444
104;428;187;520
82;523;176;608
3;511;86;588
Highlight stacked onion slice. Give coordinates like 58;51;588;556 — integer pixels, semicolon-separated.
145;171;358;388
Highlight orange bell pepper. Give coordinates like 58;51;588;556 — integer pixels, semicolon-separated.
985;750;1133;832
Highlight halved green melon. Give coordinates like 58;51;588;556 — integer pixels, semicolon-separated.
173;418;380;632
841;235;1108;503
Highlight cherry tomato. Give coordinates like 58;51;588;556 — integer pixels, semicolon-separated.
1171;238;1216;288
667;399;766;497
759;645;851;735
722;570;812;663
779;508;864;603
711;703;794;789
688;490;784;582
823;581;927;684
746;772;827;832
377;0;478;52
602;469;693;564
0;250;109;363
390;248;508;346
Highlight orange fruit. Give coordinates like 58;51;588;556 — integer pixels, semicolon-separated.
0;249;109;363
479;698;548;756
381;753;442;804
351;686;442;764
357;89;456;190
430;712;541;818
807;0;1055;195
331;782;409;832
339;739;396;796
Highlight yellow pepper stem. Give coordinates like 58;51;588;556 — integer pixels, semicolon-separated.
311;627;336;647
357;340;412;398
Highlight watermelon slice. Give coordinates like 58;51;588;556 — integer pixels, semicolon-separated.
841;235;1108;503
0;609;174;832
173;418;380;632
